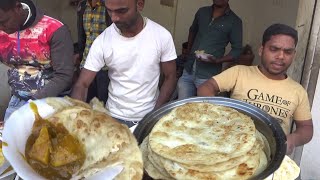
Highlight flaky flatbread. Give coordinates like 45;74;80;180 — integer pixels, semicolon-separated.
149;103;257;165
46;100;142;180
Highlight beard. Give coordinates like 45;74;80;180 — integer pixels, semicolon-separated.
115;12;139;31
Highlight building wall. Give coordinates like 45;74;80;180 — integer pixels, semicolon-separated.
33;0;299;56
301;73;320;179
143;0;299;58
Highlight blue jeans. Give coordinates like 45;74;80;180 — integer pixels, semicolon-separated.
112;117;138;128
177;70;208;100
4;95;28;122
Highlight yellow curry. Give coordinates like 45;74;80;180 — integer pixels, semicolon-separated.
25;102;85;180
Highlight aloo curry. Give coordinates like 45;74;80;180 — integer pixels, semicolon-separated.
25;102;85;180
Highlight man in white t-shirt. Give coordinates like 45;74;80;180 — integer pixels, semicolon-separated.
71;0;177;127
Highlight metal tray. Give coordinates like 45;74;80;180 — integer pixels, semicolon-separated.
134;97;287;180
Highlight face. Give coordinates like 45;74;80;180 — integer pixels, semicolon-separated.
213;0;229;6
105;0;144;31
259;34;296;78
0;4;22;34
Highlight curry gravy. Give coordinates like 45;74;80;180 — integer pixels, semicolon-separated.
25;102;85;180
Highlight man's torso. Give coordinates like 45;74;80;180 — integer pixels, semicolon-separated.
0;16;63;99
229;66;309;134
87;19;176;121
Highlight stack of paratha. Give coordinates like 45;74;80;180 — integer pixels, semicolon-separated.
140;102;270;180
45;97;143;180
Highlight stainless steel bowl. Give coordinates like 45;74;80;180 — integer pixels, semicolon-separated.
134;97;287;180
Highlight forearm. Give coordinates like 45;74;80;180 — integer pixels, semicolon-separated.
187;31;195;54
70;83;88;101
197;83;217;96
154;75;176;109
215;55;235;64
34;72;73;99
288;125;313;147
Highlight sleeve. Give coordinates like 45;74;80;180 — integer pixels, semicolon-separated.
34;25;75;99
213;65;241;92
189;8;200;33
227;18;243;60
83;34;107;72
293;89;312;121
160;30;177;62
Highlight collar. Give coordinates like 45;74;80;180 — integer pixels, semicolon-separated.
211;4;231;15
114;17;147;36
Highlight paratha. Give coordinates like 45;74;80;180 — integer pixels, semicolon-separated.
149;103;257;165
254;150;268;177
178;131;263;172
45;98;143;180
162;150;260;180
272;156;300;180
258;131;271;162
140;136;171;180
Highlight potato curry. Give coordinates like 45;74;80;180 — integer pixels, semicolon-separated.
25;102;85;180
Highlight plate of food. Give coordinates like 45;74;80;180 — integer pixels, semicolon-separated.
134;97;287;180
194;50;214;60
1;97;143;180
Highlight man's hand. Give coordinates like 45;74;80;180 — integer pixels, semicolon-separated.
285;119;313;155
199;56;217;64
197;55;219;64
71;69;97;102
73;53;81;68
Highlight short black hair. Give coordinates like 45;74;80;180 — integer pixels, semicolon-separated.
0;0;18;11
262;24;298;46
182;42;188;49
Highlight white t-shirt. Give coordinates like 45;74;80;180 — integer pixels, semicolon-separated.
84;18;177;121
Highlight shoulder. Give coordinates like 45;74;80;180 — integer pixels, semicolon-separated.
146;19;173;38
230;65;252;72
35;16;64;39
91;26;113;44
42;15;64;29
229;10;242;23
286;77;307;92
198;6;211;12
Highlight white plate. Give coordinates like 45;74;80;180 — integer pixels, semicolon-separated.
2;98;123;180
0;160;15;179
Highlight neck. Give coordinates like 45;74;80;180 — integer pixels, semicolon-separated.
214;3;228;12
258;65;287;80
121;15;144;37
212;4;228;18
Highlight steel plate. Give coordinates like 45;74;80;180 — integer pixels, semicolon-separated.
134;97;287;180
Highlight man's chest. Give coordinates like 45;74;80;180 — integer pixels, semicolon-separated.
106;41;161;72
232;87;298;120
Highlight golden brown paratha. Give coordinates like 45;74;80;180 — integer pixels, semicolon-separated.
178;132;263;172
140;136;171;180
162;150;261;180
272;156;300;180
149;103;257;165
